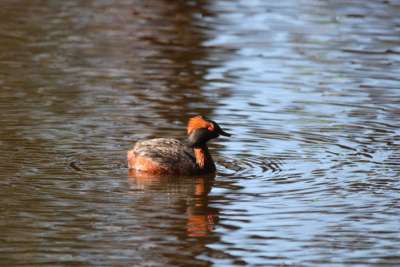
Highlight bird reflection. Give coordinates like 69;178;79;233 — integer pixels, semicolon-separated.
186;176;218;237
128;170;218;237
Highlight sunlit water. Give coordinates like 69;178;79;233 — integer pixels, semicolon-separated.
1;0;400;266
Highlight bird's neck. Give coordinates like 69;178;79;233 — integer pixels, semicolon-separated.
194;144;216;173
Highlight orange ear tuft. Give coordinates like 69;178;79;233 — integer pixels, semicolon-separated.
187;116;212;135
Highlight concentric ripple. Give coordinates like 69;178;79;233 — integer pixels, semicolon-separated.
217;156;282;177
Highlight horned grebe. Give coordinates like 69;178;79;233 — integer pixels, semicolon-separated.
127;115;230;175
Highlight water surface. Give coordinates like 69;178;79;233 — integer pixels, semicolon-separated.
1;0;400;266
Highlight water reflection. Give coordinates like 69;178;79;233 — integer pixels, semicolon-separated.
129;171;218;238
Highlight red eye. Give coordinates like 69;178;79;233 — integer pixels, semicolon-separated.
207;124;214;131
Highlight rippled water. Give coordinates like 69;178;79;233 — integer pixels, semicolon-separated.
1;0;400;266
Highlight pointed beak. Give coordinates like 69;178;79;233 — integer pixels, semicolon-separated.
219;129;231;137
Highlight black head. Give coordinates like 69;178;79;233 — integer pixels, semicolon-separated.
187;116;231;147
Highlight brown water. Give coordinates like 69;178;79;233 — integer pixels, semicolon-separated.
1;0;400;266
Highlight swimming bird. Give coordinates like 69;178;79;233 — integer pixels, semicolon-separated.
127;115;231;175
